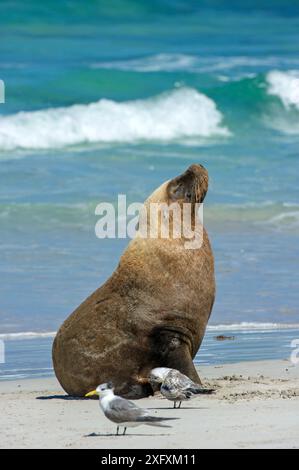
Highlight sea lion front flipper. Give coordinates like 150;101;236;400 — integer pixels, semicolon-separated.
163;345;202;385
149;326;202;385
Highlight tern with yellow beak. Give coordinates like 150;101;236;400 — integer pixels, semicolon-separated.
85;382;179;435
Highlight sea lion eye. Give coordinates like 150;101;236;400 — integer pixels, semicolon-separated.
169;183;184;200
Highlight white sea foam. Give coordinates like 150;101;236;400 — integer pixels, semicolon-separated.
2;323;299;341
207;322;299;331
266;211;299;228
267;70;299;109
91;53;198;72
0;331;56;341
265;70;299;134
90;54;299;73
0;88;229;150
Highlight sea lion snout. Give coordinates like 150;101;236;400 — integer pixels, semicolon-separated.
188;163;207;175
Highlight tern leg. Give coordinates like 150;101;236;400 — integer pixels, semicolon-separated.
173;402;176;409
116;426;119;436
123;427;127;435
178;401;182;409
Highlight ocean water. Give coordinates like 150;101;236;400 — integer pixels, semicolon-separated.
1;1;299;378
1;325;298;381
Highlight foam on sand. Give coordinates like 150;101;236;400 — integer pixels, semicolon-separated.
0;88;229;151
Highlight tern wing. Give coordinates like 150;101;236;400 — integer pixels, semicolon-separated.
161;372;189;400
105;397;178;427
105;397;148;424
164;370;214;396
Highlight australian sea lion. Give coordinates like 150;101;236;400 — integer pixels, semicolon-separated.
52;164;215;398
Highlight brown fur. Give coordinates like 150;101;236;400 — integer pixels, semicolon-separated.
52;164;215;398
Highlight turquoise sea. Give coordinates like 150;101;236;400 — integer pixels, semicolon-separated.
0;1;299;379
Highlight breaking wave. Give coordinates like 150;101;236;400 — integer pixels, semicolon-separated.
0;87;229;151
266;70;299;134
267;70;299;110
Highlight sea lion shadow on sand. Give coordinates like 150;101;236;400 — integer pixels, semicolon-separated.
52;164;215;399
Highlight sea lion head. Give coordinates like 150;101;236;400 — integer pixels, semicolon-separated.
140;164;208;241
167;163;208;204
144;163;208;207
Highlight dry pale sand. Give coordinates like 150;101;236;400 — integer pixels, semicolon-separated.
1;359;299;449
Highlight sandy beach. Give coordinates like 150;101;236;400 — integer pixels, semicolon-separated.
1;359;298;449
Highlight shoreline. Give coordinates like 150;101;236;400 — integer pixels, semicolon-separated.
2;322;299;339
1;326;298;381
1;359;299;449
